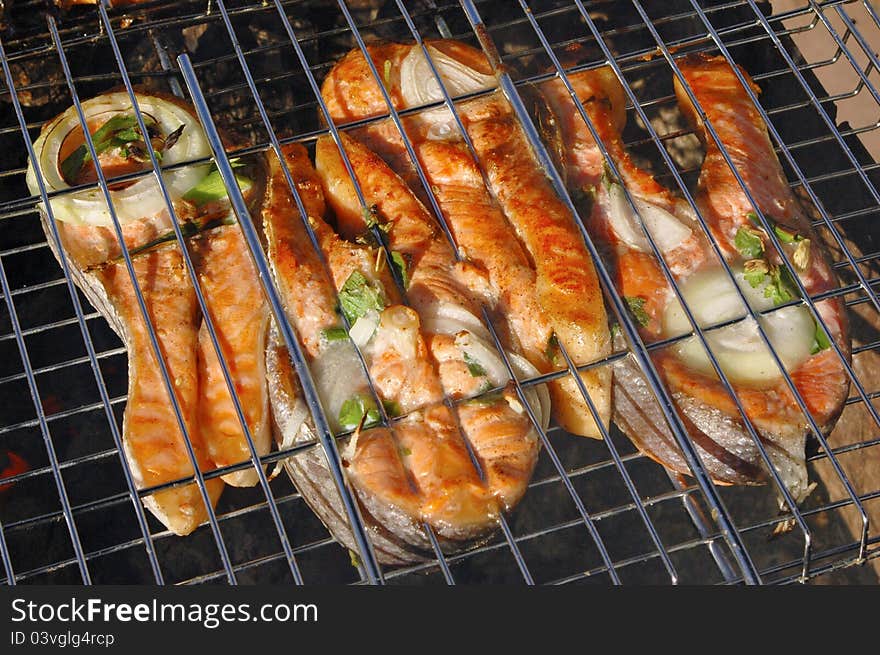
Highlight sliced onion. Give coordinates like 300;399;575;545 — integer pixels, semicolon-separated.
455;331;509;386
312;341;371;433
349;310;379;348
26;91;212;227
399;44;496;107
508;352;551;431
600;182;692;254
398;45;496;140
662;266;815;385
429;300;490;339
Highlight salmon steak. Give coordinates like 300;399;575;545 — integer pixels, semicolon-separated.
26;90;271;534
264;143;547;564
542;53;850;501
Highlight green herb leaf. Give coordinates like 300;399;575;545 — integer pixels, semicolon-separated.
59;146;88;182
59;114;158;182
735;227;764;259
338;271;386;325
810;322;832;354
463;352;487;378
544;333;559;364
338;395;381;431
467;391;504;407
382;399;401;418
624;296;651;328
391;251;409;289
764;265;798;305
743;258;770;288
321;326;348;343
772;223;801;244
182;165;253;207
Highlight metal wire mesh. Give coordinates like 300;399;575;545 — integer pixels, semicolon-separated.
0;0;876;585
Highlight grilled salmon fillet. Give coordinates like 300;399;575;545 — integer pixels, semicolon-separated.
543;55;850;500
95;246;224;535
264;143;542;563
193;223;271;487
26;91;273;532
316;133;544;502
320;40;612;438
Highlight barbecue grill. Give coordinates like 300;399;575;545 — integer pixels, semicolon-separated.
0;0;877;585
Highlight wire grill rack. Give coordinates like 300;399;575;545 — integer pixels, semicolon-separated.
0;0;877;585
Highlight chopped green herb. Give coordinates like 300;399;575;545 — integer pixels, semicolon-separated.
398;445;412;458
338;271;386;325
735;226;764;259
391;251;410;289
743;258;770;288
467;391;504;407
545;333;559;364
59;114;161;182
811;322;832;354
182;165;253;207
338;395;381;431
610;322;621;339
383;59;392;87
463;352;487;378
382;399;402;418
763;264;798;305
321;326;348;343
624;296;651;328
772;223;801;244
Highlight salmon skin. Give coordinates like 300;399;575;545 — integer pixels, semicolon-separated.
264;143;543;564
320;39;612;439
543;53;850;501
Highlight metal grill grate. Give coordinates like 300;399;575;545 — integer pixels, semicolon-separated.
0;0;877;585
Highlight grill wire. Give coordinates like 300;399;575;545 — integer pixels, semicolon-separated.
0;0;876;585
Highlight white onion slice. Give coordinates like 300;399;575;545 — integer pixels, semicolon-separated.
399;45;496;107
349;311;379;348
312;341;371;433
601;182;692;254
421;300;490;340
508;352;552;431
399;45;496;140
455;331;509;386
662;266;815;385
26;91;212;227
